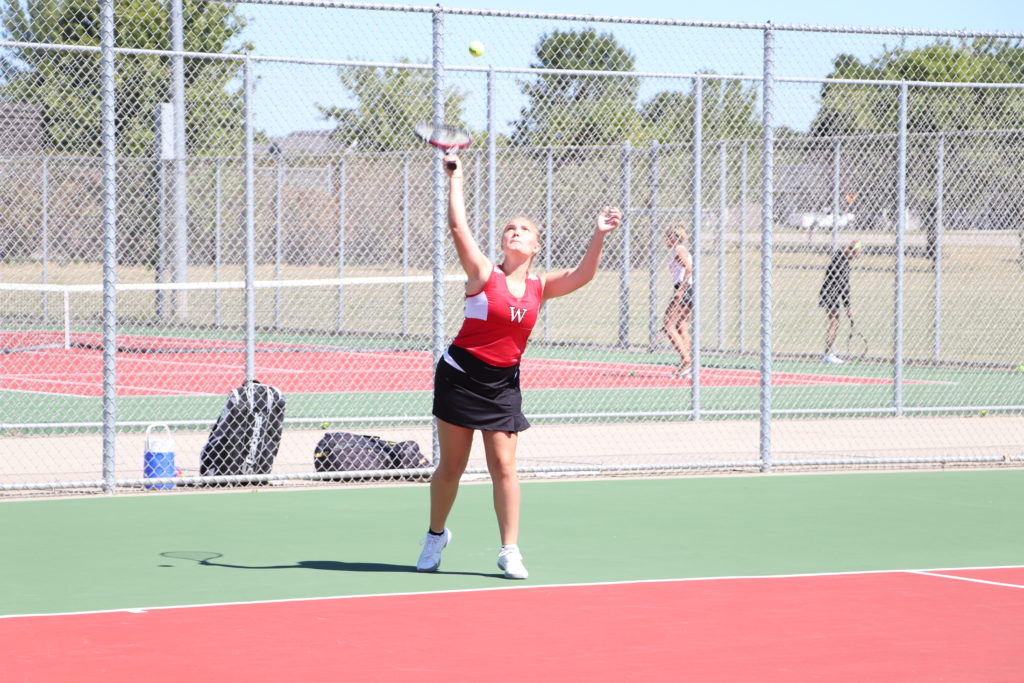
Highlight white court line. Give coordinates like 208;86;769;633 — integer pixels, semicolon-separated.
909;569;1024;590
2;564;1021;621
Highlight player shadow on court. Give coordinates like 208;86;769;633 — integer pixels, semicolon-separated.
159;551;501;578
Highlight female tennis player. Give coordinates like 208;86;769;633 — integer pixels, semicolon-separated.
416;152;622;579
663;224;694;378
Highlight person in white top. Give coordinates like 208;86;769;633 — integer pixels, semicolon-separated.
663;225;694;378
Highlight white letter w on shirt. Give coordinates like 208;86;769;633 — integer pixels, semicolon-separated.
509;306;528;323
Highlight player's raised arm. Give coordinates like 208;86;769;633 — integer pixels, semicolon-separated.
542;206;622;301
445;154;491;292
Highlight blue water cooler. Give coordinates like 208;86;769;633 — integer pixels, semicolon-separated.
143;424;176;489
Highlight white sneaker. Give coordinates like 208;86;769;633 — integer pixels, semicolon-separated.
416;528;451;572
823;353;844;364
497;545;529;579
671;364;692;379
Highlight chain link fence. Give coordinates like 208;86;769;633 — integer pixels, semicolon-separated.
2;1;1024;494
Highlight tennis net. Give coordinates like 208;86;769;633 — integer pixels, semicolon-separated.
1;275;467;355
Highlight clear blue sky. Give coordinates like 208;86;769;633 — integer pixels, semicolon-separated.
244;0;1024;138
432;0;1020;33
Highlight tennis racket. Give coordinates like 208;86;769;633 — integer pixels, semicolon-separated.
845;319;868;362
413;121;472;170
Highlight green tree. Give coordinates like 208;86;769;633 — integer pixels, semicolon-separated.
812;40;1024;137
639;75;761;144
1;0;249;157
809;39;1024;251
511;28;640;156
318;60;468;152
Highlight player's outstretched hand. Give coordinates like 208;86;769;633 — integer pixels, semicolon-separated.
595;206;622;233
444;153;462;177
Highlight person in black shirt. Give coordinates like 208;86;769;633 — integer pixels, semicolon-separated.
818;240;862;364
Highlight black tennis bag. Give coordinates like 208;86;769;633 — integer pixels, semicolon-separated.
200;380;285;482
314;432;430;474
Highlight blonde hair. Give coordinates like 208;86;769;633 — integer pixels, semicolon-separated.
667;223;689;243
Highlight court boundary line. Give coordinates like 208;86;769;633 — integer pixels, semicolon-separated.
909;569;1024;590
4;563;1020;621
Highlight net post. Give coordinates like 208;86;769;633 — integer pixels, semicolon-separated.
63;288;71;350
758;25;776;473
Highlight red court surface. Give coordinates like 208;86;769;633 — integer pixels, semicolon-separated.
3;568;1022;682
1;337;923;397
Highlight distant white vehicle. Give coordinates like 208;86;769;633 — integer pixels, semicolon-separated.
788;211;856;230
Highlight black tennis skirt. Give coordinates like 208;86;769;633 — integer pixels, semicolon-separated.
432;344;531;433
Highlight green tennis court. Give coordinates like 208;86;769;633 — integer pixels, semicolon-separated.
3;471;1023;680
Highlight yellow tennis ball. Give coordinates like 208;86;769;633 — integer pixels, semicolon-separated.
468;40;485;57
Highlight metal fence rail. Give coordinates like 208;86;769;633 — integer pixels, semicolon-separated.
2;1;1023;494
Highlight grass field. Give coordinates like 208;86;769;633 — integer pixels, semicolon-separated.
4;229;1023;364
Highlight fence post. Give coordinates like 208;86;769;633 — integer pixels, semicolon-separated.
40;156;49;319
894;83;908;416
99;0;118;494
486;65;497;263
544;147;553;342
831;139;842;250
759;25;776;473
431;7;446;463
337;155;347;331
933;134;944;361
619;140;632;349
402;153;410;336
691;76;703;419
243;58;256;382
739;142;748;351
648;141;661;352
717;140;727;351
169;0;189;318
214;158;222;326
155;103;171;322
273;150;283;327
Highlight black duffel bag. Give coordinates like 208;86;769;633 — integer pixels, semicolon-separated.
314;432;431;478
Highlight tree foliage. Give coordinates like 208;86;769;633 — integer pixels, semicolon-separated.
812;39;1024;136
511;28;640;153
0;0;249;157
639;76;761;145
809;39;1024;242
319;60;468;152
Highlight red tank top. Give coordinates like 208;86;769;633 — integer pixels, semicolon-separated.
452;266;543;367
